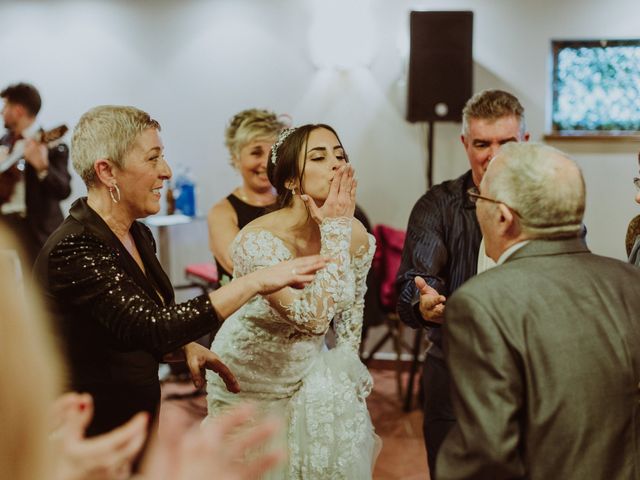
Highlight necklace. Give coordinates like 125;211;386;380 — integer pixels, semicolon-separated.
236;187;276;207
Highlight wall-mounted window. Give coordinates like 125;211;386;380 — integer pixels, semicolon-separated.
550;39;640;138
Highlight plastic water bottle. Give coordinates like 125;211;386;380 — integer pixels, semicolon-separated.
174;167;196;217
165;184;176;215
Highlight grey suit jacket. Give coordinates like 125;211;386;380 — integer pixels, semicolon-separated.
437;237;640;480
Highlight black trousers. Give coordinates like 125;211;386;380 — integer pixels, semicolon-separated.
422;354;456;479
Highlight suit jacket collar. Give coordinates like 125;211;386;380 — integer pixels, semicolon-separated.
69;197;174;306
504;236;589;264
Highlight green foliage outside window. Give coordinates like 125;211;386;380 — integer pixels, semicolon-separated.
552;40;640;133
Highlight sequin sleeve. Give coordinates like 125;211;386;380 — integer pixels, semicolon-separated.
47;233;219;357
232;217;355;335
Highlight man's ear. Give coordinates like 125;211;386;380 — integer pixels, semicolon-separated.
497;203;517;236
94;159;117;187
14;104;27;117
460;134;468;148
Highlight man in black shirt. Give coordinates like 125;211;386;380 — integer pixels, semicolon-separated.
0;82;71;267
396;89;529;478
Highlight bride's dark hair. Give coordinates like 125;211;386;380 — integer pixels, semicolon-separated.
267;124;348;210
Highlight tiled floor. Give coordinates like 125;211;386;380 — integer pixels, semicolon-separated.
369;369;429;480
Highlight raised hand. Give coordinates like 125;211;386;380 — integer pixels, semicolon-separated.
50;393;148;480
250;254;328;294
415;276;446;325
208;254;327;321
143;403;285;480
183;342;239;393
301;164;356;224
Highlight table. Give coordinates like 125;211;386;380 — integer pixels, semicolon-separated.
143;214;198;273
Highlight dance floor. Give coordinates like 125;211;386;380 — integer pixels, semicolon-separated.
158;366;429;479
369;369;429;480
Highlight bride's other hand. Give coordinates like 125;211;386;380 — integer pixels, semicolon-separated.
249;254;328;295
301;165;356;224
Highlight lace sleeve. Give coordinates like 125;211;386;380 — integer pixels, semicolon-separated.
232;217;355;335
334;233;376;351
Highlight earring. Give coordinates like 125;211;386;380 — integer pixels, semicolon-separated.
291;187;297;196
109;184;121;204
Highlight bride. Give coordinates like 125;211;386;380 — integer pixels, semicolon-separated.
205;124;380;479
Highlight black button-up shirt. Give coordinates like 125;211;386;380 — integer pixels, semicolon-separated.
396;170;481;358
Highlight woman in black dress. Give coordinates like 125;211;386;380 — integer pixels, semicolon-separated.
34;105;325;438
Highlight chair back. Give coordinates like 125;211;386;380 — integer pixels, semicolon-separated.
372;224;406;313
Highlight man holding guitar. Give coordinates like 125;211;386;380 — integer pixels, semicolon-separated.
0;82;71;267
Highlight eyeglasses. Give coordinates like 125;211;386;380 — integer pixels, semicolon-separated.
467;187;522;218
634;177;640;191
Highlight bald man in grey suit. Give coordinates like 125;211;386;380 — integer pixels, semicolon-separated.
437;143;640;480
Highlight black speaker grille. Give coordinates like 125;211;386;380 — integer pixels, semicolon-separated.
407;11;473;123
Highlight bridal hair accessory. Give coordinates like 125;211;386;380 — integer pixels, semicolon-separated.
270;127;297;165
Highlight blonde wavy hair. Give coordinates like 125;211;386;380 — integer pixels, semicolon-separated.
224;108;287;167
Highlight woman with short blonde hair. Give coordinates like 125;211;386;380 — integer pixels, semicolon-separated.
208;108;287;283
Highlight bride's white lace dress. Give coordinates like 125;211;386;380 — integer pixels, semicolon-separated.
206;217;380;479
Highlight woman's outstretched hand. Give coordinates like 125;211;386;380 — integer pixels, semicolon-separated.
250;254;329;295
301;165;356;224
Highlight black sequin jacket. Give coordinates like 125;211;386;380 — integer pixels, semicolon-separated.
34;197;220;436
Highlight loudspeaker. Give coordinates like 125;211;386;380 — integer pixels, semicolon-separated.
406;11;473;123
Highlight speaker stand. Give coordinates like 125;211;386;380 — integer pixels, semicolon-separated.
426;120;434;189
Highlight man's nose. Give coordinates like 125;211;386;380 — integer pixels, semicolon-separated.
488;145;500;160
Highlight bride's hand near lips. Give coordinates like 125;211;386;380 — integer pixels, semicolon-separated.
301;165;356;224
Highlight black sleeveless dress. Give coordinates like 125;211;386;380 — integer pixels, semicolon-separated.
215;193;272;283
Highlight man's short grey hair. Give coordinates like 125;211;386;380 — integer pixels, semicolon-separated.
71;105;160;188
485;142;585;239
461;89;526;137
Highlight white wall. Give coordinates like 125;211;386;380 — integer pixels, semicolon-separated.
1;0;638;278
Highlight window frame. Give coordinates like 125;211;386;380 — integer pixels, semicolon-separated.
548;38;640;140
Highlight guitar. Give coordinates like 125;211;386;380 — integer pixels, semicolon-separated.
0;124;68;173
0;124;68;205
